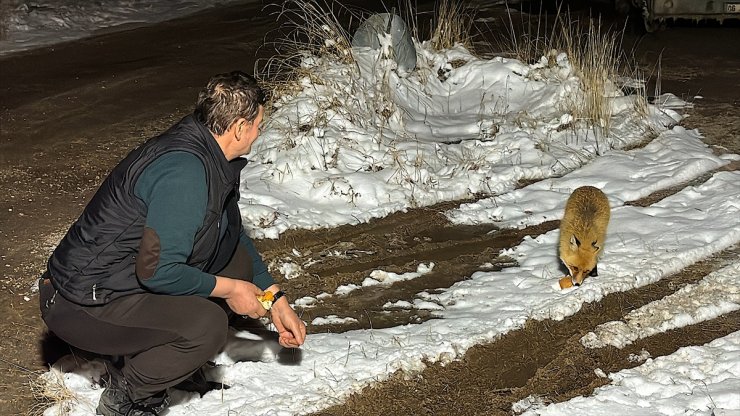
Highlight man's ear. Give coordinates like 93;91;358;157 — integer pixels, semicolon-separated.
237;118;251;132
229;118;245;139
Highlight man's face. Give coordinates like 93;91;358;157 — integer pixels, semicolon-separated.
237;105;265;156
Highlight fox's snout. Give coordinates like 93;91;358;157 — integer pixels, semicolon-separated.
566;263;598;286
570;271;587;286
573;275;585;286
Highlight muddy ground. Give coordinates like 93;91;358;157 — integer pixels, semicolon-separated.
0;1;738;414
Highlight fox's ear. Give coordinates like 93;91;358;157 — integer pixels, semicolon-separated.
570;235;581;247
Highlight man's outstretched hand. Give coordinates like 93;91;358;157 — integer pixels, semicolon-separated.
213;279;306;347
269;295;306;348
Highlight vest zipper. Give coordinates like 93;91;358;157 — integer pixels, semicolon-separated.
203;183;234;271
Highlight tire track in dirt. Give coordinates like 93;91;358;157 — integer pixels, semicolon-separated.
286;221;556;332
308;245;740;416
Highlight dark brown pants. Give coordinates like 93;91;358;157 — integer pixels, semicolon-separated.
39;243;253;401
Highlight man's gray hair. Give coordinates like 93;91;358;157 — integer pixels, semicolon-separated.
195;71;266;135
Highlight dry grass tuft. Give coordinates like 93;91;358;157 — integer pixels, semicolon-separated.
501;2;648;140
28;368;77;416
255;0;358;105
557;12;626;134
429;0;475;51
500;1;558;64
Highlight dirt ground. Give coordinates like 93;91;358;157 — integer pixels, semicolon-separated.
0;1;738;415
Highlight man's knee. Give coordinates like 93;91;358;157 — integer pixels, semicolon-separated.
181;298;228;355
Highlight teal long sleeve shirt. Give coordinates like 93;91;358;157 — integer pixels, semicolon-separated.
133;151;274;296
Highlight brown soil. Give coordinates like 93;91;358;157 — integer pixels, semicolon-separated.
0;2;738;415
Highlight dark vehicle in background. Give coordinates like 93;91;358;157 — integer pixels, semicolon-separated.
620;0;740;31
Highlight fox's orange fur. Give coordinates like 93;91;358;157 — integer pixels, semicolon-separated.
559;186;610;285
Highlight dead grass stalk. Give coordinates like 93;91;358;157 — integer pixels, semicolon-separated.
502;3;645;138
255;0;358;103
430;0;475;51
28;367;77;416
558;12;625;134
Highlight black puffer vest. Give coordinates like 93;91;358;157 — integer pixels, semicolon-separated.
48;115;248;305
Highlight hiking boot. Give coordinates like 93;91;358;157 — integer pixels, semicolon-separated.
172;362;230;397
96;366;169;416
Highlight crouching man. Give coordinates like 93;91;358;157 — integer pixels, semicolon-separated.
39;71;306;415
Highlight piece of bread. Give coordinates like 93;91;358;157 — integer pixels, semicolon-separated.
559;277;574;289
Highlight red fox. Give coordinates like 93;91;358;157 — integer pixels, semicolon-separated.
559;186;610;286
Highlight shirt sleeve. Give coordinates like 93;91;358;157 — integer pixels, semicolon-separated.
238;229;275;290
134;151;216;296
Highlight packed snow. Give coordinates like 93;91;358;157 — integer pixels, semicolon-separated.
24;2;740;416
581;262;740;349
